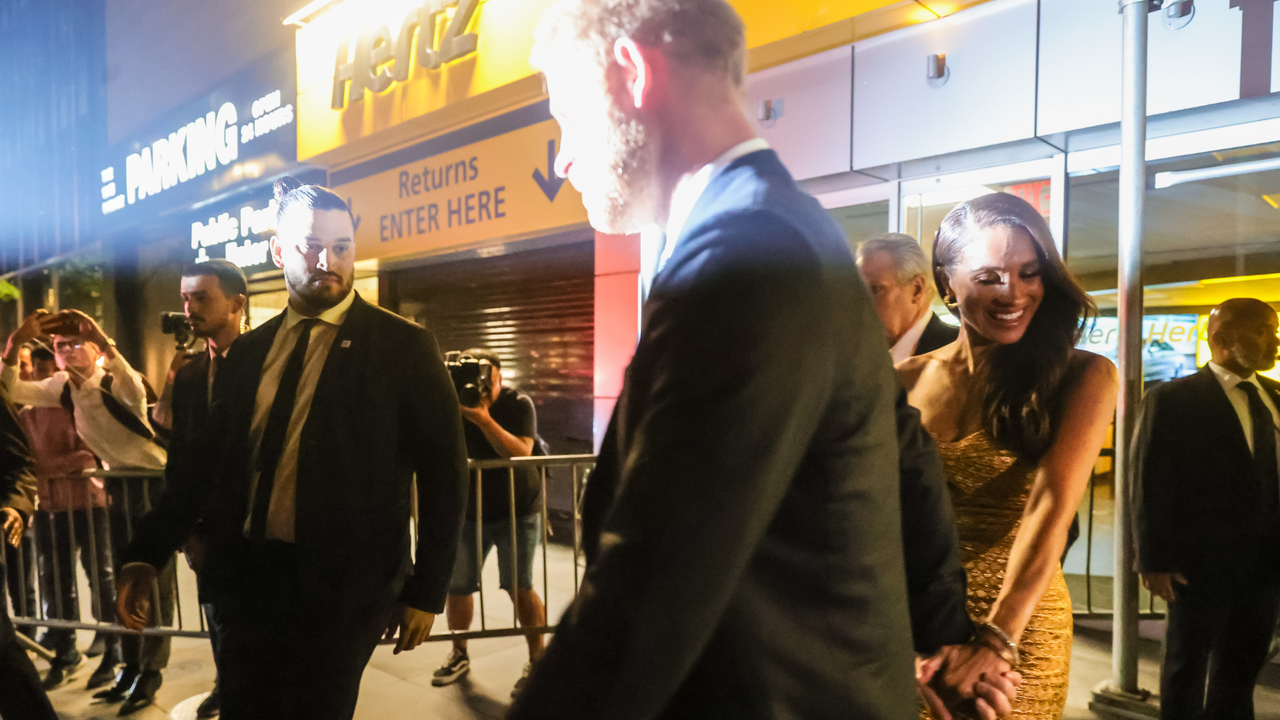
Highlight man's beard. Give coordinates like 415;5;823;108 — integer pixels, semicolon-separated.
285;266;353;311
585;101;661;235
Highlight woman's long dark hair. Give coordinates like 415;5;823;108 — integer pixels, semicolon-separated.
932;192;1095;460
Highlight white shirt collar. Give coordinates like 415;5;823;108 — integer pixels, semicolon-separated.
661;138;770;268
1208;361;1261;392
889;309;934;364
283;289;357;331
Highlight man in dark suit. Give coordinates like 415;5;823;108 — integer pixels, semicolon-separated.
117;180;468;720
1133;297;1280;720
512;2;1017;718
856;233;959;362
149;258;247;718
0;398;57;720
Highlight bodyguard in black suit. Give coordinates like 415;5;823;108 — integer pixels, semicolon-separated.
119;180;468;720
514;2;1014;718
1132;298;1280;720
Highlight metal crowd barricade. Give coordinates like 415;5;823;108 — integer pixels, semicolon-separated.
4;457;598;645
2;468;208;640
401;454;597;644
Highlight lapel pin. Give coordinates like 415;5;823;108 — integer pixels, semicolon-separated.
341;340;352;348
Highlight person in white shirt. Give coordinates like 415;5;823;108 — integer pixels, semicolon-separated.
855;233;958;364
0;309;174;712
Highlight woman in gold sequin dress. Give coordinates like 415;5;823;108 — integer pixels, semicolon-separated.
897;193;1117;719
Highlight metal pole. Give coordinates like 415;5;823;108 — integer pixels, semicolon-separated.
1113;0;1150;696
1092;2;1159;717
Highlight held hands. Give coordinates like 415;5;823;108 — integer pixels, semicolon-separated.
384;604;436;654
116;563;159;631
0;507;23;547
1141;572;1187;603
917;643;1022;720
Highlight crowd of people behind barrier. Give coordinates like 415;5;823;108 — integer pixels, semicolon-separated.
3;1;1280;720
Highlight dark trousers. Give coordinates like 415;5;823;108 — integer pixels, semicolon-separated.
202;601;221;675
0;557;57;720
214;541;393;720
107;504;175;671
1160;567;1280;720
34;508;117;660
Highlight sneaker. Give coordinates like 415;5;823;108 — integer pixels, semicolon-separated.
511;662;533;698
431;648;469;686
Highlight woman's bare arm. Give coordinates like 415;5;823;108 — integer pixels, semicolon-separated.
987;352;1117;640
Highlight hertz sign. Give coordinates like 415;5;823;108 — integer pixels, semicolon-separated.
331;0;479;109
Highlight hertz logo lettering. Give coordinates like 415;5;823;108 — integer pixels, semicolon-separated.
331;0;479;110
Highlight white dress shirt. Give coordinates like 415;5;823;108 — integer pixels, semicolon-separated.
1208;361;1280;455
244;290;356;542
657;137;772;275
1;355;166;470
889;310;934;365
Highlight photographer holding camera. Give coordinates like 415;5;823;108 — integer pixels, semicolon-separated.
434;348;546;697
145;258;245;719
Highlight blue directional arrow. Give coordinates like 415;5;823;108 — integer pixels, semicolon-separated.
533;139;565;202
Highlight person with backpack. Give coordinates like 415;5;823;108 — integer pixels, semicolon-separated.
433;347;547;698
0;308;174;715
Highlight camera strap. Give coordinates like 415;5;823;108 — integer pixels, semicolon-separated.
60;374;156;441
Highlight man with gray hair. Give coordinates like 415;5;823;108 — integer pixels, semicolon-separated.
857;233;958;362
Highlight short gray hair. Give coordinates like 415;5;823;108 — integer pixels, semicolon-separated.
530;0;747;90
856;233;929;285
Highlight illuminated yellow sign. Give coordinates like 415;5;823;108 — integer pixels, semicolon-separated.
335;117;586;262
296;0;553;160
330;0;479;109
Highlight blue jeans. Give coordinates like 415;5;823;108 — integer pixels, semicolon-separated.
448;515;541;594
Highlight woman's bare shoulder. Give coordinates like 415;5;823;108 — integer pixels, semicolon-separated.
1064;349;1119;403
895;352;938;391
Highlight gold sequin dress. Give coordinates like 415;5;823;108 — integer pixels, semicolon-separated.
926;431;1072;719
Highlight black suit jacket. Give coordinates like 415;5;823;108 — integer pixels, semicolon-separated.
508;150;967;720
1132;365;1280;578
915;312;960;356
125;294;468;614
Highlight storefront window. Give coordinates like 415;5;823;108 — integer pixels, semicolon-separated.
829;200;890;252
1062;137;1280;614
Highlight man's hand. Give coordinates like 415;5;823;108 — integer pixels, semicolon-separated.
167;350;195;383
1141;572;1187;603
4;310;49;365
383;605;436;654
917;643;1021;719
53;309;113;356
0;507;23;547
459;395;493;428
116;563;158;631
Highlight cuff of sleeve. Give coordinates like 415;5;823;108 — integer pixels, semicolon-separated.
398;578;446;614
104;353;133;375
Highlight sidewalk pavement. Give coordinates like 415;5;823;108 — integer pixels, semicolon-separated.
34;542;1280;719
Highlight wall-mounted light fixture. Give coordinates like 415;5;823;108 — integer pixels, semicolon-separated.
927;54;950;88
1162;0;1193;29
758;99;784;127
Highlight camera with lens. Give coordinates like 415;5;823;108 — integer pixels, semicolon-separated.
160;311;195;350
444;351;494;408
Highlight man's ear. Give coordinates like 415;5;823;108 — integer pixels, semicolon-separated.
270;236;285;269
613;37;665;111
909;274;928;303
231;293;248;318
